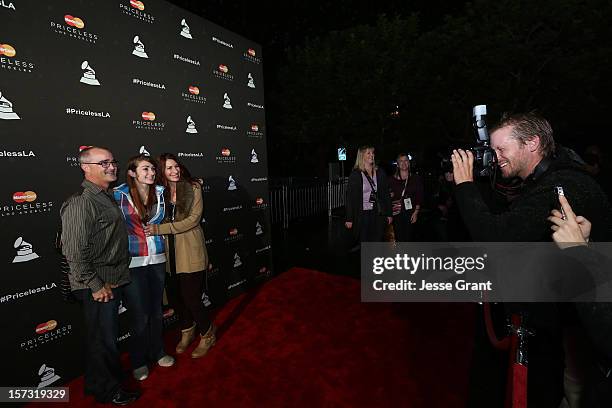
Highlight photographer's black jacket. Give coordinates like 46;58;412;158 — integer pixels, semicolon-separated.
454;147;612;242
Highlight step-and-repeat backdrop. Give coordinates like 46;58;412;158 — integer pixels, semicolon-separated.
1;0;271;387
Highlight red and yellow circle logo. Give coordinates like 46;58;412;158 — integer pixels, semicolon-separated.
64;15;85;29
247;48;256;57
229;228;238;236
0;44;16;57
256;197;264;205
221;148;231;157
13;191;37;203
36;320;58;334
218;64;228;73
188;86;200;95
130;0;145;11
141;112;156;121
251;124;259;132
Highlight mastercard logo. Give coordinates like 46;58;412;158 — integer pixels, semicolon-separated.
0;43;16;57
218;64;228;73
188;86;200;95
229;228;238;236
255;197;264;205
141;112;156;121
13;191;37;203
250;124;259;132
64;15;85;29
248;48;256;57
35;320;58;334
79;145;92;152
130;0;145;11
221;148;231;156
163;308;175;318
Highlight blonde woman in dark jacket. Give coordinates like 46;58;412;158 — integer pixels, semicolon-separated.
145;153;215;359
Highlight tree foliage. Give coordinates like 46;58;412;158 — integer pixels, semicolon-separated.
274;0;612;172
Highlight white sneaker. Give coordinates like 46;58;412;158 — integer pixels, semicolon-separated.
157;355;175;367
133;365;149;381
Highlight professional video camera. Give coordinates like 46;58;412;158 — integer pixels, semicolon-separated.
471;104;497;177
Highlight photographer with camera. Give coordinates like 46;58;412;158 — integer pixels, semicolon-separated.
345;145;392;244
451;111;612;407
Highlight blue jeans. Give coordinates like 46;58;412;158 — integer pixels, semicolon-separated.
123;263;166;369
74;287;124;403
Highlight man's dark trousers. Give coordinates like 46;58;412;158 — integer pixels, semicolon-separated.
74;287;124;403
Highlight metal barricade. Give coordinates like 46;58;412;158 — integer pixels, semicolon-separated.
270;178;348;229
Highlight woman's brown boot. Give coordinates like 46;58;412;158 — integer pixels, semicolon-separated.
176;324;196;354
191;324;216;359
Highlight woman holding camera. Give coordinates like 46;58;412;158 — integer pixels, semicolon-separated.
345;145;392;243
114;154;175;381
144;153;215;359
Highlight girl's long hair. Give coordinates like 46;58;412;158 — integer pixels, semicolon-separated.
126;154;158;222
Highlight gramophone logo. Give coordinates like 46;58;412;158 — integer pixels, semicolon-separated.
0;43;35;73
180;18;192;39
50;14;98;44
132;35;148;58
0;90;20;120
247;123;264;139
247;73;256;89
233;253;242;268
133;111;165;131
182;85;206;104
256;222;263;236
1;1;16;11
216;148;236;164
139;145;150;156
223;93;233;109
227;175;237;191
243;48;262;64
185;115;198;134
80;61;101;86
251;149;259;163
12;237;40;263
37;364;60;388
213;64;234;81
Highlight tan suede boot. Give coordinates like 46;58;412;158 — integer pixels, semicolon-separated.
176;324;196;354
191;324;216;359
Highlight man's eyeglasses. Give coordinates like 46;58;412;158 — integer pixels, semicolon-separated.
81;160;119;169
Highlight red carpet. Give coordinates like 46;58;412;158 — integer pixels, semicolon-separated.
30;267;475;407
